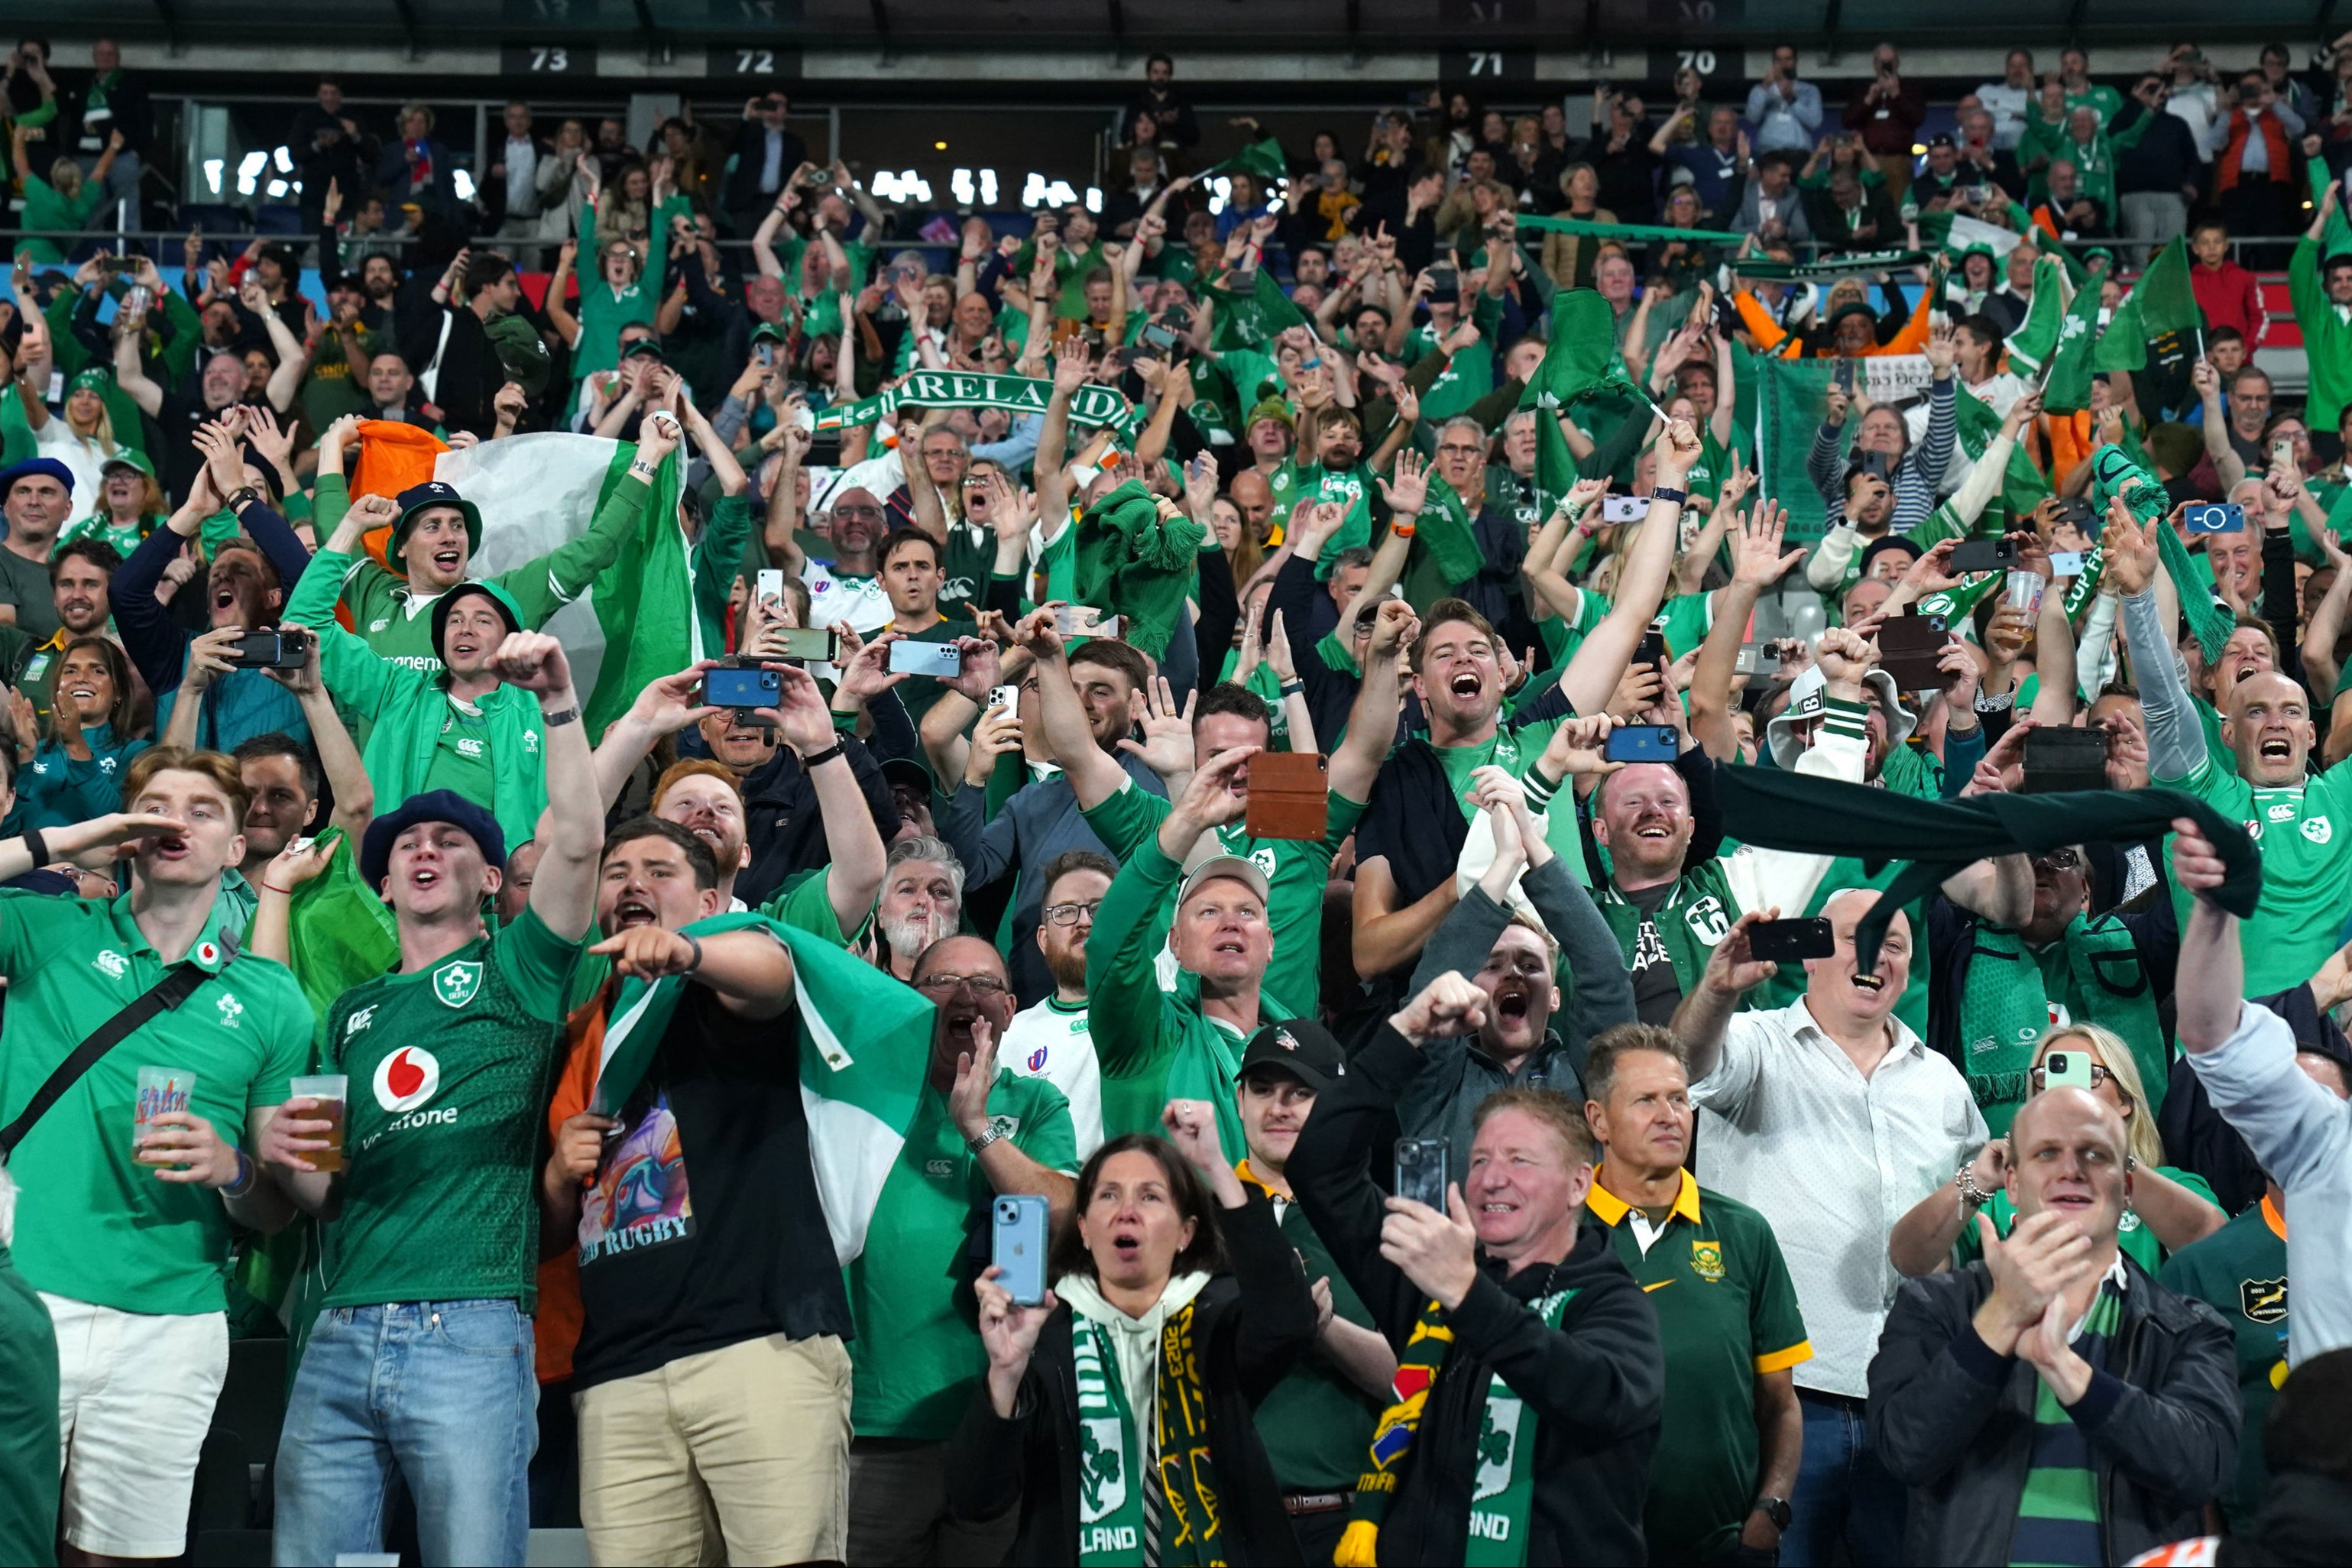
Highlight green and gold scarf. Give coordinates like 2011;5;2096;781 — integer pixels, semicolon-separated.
1337;1288;1576;1567
1071;1304;1229;1566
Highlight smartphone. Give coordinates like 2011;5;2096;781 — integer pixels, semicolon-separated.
1602;494;1650;523
1834;358;1856;394
888;640;965;675
2040;1049;2095;1093
989;683;1020;714
2022;726;2109;795
2047;550;2085;578
1603;724;1680;763
703;663;782;708
1139;322;1181;355
1735;642;1780;676
1244;751;1330;841
225;628;315;669
1747;917;1836;962
1427;263;1459;303
1054;604;1122;640
2183;502;2246;534
1634;629;1669;671
1876;611;1950;691
2272;438;2296;475
755;568;785;606
990;1194;1051;1307
1949;537;2020;573
1856;449;1894;481
1394;1137;1449;1210
776;626;837;663
755;340;775;368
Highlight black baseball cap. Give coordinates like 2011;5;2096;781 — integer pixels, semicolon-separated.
1239;1019;1349;1094
880;756;935;805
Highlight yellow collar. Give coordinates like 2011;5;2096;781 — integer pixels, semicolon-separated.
1586;1166;1701;1229
1235;1158;1279;1201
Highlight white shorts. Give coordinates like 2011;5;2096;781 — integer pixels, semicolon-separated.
41;1293;228;1559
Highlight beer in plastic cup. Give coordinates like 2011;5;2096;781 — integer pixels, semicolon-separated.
134;1065;196;1147
289;1074;348;1174
2006;570;2046;616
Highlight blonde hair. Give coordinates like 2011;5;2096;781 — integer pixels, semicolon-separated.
50;157;84;197
2035;1023;2165;1171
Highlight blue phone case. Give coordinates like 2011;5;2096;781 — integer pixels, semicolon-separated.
1605;724;1680;763
991;1194;1051;1307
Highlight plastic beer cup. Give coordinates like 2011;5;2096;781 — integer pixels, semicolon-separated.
289;1074;348;1173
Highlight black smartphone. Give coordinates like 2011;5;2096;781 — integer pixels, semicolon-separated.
1139;322;1181;355
1634;629;1669;670
1834;358;1856;394
225;628;315;669
2022;727;2110;794
1949;537;2020;573
703;664;782;708
1855;449;1894;481
1394;1138;1449;1209
1747;917;1836;962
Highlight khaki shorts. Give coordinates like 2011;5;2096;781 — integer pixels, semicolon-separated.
576;1332;852;1566
44;1294;228;1560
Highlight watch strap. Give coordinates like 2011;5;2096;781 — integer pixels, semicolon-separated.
1650;484;1689;506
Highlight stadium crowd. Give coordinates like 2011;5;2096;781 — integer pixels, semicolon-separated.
5;25;2352;1568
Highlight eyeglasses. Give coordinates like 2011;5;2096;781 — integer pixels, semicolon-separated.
834;503;885;520
1042;900;1104;927
2028;1062;2113;1090
913;972;1010;996
2030;847;2084;873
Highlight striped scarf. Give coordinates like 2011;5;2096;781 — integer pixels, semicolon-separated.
1065;1277;1229;1567
2008;1271;2124;1566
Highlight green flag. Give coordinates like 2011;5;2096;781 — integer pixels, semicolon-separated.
2004;256;2070;378
1204;267;1307;350
1521;290;1615;410
2041;264;2107;415
1399;473;1486;610
593;911;935;1265
1732;347;1839;543
282;830;400;1022
2094;237;2201;373
580;443;693;736
1205;137;1288;186
1951;387;2051;520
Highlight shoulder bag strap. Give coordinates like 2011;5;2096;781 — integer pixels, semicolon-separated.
0;961;217;1161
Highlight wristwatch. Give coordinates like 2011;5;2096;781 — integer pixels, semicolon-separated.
966;1125;1005;1155
1752;1496;1792;1531
1650;484;1689;507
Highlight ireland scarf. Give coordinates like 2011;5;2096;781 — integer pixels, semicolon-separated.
588;912;934;1265
1337;1289;1576;1568
815;369;1132;434
1071;1306;1228;1566
435;432;694;736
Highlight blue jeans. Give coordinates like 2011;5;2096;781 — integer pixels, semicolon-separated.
272;1299;537;1567
1782;1390;1907;1568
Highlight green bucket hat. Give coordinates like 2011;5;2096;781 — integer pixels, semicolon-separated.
69;365;115;396
483;313;552;400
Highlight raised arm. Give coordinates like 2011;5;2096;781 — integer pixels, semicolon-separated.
504;634;601;943
766;664;891;935
1557;417;1702;716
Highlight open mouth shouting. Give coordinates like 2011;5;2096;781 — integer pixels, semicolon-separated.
1490;980;1534;1029
610;894;659;930
2258;736;2293;763
212;585;238;615
432;546;464;577
1848;968;1887;1000
1448;669;1484;702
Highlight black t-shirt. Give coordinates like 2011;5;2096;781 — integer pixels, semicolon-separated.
570;984;853;1389
1621;880;1684;1027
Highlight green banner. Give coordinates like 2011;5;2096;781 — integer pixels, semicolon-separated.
1513;214;1749;247
1731;248;1930;281
1733;348;1838;544
814;371;1131;432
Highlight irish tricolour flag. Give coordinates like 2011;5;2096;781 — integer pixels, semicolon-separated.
588;912;935;1265
435;432;696;734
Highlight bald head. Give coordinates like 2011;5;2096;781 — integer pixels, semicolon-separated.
2007;1086;2131;1241
2224;668;2313;786
1229;471;1273;531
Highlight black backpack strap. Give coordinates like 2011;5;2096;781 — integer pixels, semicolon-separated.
0;961;218;1162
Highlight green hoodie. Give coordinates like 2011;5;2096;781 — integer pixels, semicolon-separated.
303;471;652;672
298;577;554;853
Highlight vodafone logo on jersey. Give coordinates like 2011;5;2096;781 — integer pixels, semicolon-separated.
374;1046;442;1113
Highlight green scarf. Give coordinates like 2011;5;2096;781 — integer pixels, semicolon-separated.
814;369;1130;432
1337;1289;1576;1567
1958;918;2166;1135
1514;213;1745;247
1712;769;2262;976
1071;1306;1228;1566
1072;479;1208;661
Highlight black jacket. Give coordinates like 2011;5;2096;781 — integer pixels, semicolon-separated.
941;1194;1317;1566
2218;1471;2352;1566
1867;1257;2239;1566
721;119;810;215
735;735;900;910
1290;1022;1664;1566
